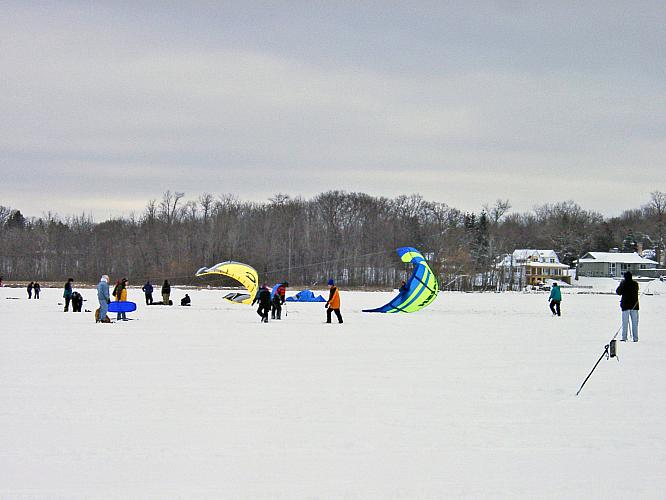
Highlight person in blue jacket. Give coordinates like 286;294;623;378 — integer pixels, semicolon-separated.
97;275;111;323
549;282;562;316
142;280;154;305
63;278;74;311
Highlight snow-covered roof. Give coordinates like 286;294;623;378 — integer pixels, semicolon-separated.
578;252;658;265
511;249;561;262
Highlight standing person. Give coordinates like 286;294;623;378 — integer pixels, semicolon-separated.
33;282;41;299
325;279;343;324
0;275;4;286
97;275;111;323
142;280;154;305
252;284;272;323
548;282;562;316
616;271;639;342
115;278;128;321
27;281;34;299
271;281;288;320
162;279;171;305
63;278;74;311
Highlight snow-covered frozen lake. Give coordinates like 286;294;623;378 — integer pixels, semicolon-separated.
1;280;665;499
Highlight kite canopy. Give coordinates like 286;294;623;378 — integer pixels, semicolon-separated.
195;261;259;305
363;247;439;313
286;290;326;302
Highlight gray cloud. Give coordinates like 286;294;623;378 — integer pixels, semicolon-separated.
1;1;664;219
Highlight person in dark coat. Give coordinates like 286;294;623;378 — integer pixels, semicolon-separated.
616;271;639;342
63;278;74;311
71;291;83;312
252;284;272;323
399;280;408;293
142;281;154;305
181;294;191;306
162;280;171;305
271;282;288;320
33;282;41;299
27;281;34;299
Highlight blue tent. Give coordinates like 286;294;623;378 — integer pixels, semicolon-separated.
286;289;326;302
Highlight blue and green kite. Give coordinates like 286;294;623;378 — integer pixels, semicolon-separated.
363;247;439;313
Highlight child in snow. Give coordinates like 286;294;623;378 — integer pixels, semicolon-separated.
63;278;74;311
325;279;343;324
549;282;562;316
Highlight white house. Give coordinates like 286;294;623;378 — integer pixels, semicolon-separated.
499;249;571;289
576;252;658;278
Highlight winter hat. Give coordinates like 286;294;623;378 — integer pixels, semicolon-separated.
327;279;335;286
624;271;633;280
101;275;109;282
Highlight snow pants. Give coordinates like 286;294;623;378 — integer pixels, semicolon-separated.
257;304;270;322
621;309;639;342
271;301;282;319
326;307;343;324
549;300;561;316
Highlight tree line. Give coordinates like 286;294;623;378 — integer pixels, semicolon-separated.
1;190;664;290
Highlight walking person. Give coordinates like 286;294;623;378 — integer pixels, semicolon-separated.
252;284;272;323
616;271;639;342
142;280;154;305
115;278;128;321
548;282;562;316
325;279;343;324
97;275;111;323
271;282;288;320
161;279;171;305
63;278;74;311
27;281;34;299
33;282;41;299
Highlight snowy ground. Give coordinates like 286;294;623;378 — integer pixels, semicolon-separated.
1;280;665;499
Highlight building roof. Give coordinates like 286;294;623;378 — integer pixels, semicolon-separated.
578;252;658;265
513;249;557;259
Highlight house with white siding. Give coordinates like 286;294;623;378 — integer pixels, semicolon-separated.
575;252;658;278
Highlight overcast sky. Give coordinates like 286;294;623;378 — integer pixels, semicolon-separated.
1;1;664;220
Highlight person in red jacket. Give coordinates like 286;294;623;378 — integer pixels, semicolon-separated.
325;279;343;324
271;282;288;320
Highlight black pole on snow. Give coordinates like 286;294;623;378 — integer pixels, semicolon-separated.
575;344;611;396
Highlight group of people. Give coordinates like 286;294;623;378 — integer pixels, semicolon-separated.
61;278;84;312
27;281;41;299
141;280;173;305
252;282;288;323
251;279;343;324
546;272;640;342
94;276;188;323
